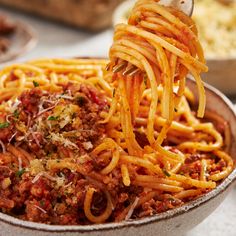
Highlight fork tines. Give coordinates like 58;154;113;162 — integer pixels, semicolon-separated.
106;60;140;76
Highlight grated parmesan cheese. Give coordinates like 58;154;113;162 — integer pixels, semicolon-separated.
30;159;44;176
34;205;47;214
49;133;79;150
0;140;6;153
83;141;93;150
1;177;11;189
125;197;139;221
193;0;236;58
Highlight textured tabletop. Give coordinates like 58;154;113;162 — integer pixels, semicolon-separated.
0;6;236;236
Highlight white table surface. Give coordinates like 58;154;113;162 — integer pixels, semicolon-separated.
0;6;236;236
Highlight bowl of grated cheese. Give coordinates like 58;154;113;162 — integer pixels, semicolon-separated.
192;0;236;95
113;0;236;95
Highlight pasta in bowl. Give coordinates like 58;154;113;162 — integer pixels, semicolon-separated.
0;0;235;235
0;58;235;236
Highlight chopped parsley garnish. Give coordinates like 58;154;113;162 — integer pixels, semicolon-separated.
76;96;87;107
13;110;19;118
39;200;45;207
48;116;58;121
33;81;39;87
144;75;147;86
167;198;175;202
162;169;171;177
0;122;10;129
16;168;26;178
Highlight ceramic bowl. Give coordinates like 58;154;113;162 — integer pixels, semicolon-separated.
202;59;236;96
112;0;236;95
0;14;37;63
0;76;235;236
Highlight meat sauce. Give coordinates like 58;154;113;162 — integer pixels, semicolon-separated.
0;83;228;225
0;84;112;224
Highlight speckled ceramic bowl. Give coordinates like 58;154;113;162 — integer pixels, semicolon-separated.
0;77;236;236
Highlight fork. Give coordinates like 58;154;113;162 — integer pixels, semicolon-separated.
107;0;194;76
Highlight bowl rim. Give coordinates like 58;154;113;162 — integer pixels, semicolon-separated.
0;76;235;233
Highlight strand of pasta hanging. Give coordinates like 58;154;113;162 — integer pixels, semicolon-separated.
107;0;208;154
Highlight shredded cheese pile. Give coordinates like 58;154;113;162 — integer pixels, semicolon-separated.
193;0;236;58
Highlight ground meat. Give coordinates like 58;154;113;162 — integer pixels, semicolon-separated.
25;199;48;222
79;84;107;109
0;81;227;226
0;124;14;142
19;88;43;115
30;179;51;198
0;83;112;224
208;159;227;175
154;198;182;213
0;153;12;165
185;154;201;164
118;193;129;203
134;130;149;148
0;197;14;209
180;160;202;178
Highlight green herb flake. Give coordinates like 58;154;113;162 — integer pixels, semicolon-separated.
162;169;171;177
174;108;178;112
33;81;39;87
48;116;58;121
144;75;147;86
113;89;116;97
211;155;218;160
16;168;26;178
40;200;45;207
13;110;19;118
167;198;175;202
0;122;10;129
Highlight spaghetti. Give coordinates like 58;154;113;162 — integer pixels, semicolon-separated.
0;0;234;226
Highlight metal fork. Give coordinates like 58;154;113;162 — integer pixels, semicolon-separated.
107;0;194;76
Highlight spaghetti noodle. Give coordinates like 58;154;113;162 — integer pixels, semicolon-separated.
0;0;234;226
